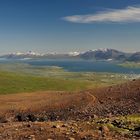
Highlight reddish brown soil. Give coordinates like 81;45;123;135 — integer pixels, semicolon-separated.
0;79;140;140
85;79;140;117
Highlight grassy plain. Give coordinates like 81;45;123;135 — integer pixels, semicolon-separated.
0;63;130;94
0;71;94;94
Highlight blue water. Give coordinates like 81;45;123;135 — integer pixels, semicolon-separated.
0;58;140;74
25;59;140;74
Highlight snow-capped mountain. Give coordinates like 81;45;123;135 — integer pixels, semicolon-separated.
0;51;80;59
79;48;128;61
1;51;45;59
0;49;140;62
69;52;80;56
10;51;43;56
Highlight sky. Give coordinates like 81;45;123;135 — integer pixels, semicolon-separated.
0;0;140;54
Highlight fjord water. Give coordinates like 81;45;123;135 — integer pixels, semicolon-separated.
25;59;140;74
0;58;140;74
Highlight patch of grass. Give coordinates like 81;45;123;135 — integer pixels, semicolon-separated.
95;114;140;134
0;71;95;94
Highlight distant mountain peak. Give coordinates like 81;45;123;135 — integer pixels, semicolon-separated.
0;49;140;62
80;48;126;60
69;52;80;56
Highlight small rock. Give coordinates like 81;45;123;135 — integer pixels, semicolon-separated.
39;116;48;122
86;121;90;125
73;123;78;127
52;125;60;128
27;124;31;128
70;129;77;134
66;132;70;135
133;131;140;137
81;136;87;140
39;127;44;131
92;114;98;119
1;124;5;128
107;113;112;118
28;135;35;140
69;137;75;140
27;114;37;122
99;126;109;134
62;124;67;127
7;134;10;136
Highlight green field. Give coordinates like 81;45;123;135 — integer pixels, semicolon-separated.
0;63;131;94
0;71;95;94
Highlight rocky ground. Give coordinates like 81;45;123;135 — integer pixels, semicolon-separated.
0;117;140;140
0;79;140;140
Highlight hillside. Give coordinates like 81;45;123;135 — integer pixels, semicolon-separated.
0;79;139;139
87;79;140;117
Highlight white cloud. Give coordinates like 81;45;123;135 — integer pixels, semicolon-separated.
63;6;140;23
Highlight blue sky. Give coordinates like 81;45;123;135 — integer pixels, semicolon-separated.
0;0;140;54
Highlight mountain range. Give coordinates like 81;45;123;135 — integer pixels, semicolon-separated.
0;49;140;62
